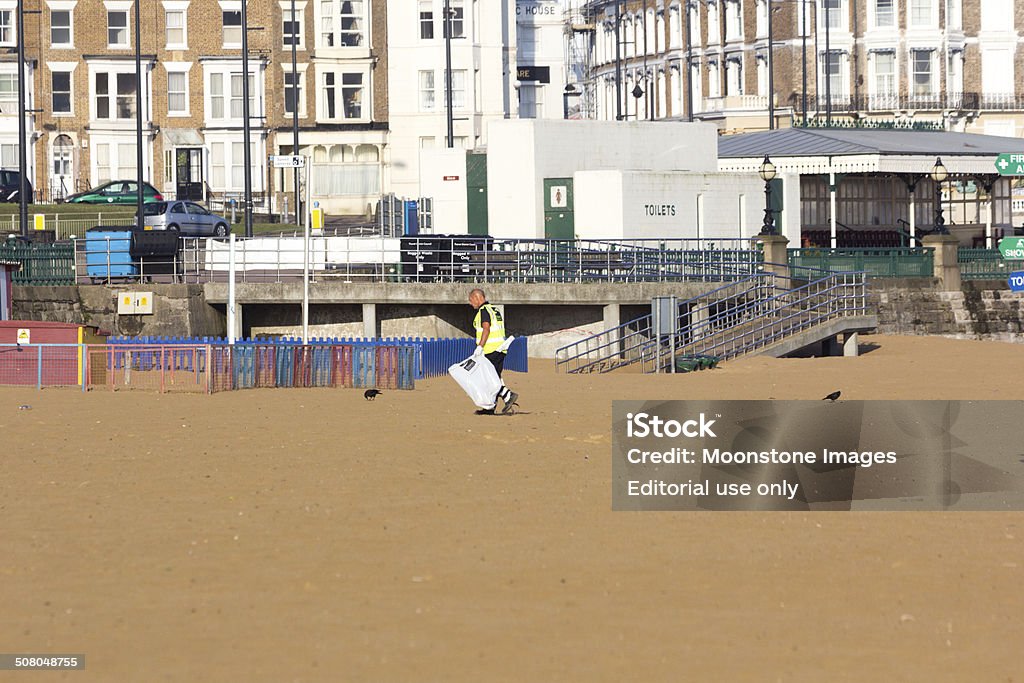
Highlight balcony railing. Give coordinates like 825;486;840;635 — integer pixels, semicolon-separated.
808;92;1024;113
702;94;771;113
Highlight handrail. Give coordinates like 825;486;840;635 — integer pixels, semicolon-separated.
555;266;869;374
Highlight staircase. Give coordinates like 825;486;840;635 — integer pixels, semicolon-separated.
554;266;877;374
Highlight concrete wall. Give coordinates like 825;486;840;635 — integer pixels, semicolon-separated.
574;170;765;240
12;285;225;338
419;149;469;234
871;279;1024;342
486;119;720;238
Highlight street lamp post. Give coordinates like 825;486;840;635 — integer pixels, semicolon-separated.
134;0;144;230
767;0;774;130
241;0;254;237
291;0;300;225
930;157;949;235
684;0;692;122
444;0;454;147
759;154;778;235
615;0;623;120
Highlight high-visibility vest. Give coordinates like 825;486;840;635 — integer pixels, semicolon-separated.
473;303;507;354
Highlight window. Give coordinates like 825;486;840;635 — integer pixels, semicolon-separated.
223;11;242;46
320;0;366;47
419;69;435;110
282;3;305;48
0;10;13;45
822;0;842;29
284;71;303;115
208;72;256;121
726;59;742;96
980;0;1010;32
210;142;225;187
874;52;895;94
0;73;16;112
909;0;931;27
820;51;842;98
51;10;73;46
52;72;72;114
167;72;188;114
108;11;128;46
445;0;464;39
875;0;894;27
912;49;932;96
756;0;767;37
419;0;433;39
706;3;719;44
95;143;111;184
321;70;364;120
166;10;186;47
446;69;467;110
724;0;742;40
946;0;961;29
94;73;137;119
668;5;680;48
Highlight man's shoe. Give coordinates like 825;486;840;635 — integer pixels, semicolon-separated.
501;392;519;414
475;408;496;415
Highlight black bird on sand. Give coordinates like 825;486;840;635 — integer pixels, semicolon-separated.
822;391;841;402
364;389;382;401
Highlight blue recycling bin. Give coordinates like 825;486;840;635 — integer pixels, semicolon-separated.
404;200;419;236
85;227;138;278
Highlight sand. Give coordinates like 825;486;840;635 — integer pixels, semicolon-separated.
2;334;1023;682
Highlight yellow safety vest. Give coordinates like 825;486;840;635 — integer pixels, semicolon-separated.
473;303;507;354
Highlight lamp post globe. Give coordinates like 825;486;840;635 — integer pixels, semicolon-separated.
930;157;949;235
759;155;778;236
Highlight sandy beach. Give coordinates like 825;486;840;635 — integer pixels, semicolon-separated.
2;334;1023;682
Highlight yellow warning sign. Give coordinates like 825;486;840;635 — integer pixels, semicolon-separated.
33;214;45;231
16;328;30;345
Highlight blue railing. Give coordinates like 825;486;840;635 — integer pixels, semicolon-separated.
105;335;529;378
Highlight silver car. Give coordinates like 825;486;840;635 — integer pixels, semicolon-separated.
141;201;231;237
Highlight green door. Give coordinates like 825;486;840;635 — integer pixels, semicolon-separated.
466;152;488;236
543;177;574;239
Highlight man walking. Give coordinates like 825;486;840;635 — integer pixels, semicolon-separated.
469;288;519;415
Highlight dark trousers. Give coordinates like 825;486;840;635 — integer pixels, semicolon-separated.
485;350;505;379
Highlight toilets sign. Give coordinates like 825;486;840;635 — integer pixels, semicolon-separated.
994;153;1024;176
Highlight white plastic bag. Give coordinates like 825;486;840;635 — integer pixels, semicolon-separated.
449;355;502;410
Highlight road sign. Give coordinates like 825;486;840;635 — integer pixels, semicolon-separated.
271;155;305;169
998;236;1024;260
1009;272;1024;292
994;153;1024;176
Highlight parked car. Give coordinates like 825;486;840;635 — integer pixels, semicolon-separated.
64;180;162;205
0;168;33;203
141;201;230;237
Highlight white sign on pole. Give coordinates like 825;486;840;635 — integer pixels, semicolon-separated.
272;155;306;169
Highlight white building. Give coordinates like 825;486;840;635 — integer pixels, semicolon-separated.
386;0;517;199
515;0;569;119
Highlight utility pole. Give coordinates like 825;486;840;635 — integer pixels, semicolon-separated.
615;0;622;120
134;0;144;229
291;0;300;225
684;0;692;122
444;0;454;147
16;0;27;235
767;0;774;130
801;0;807;124
825;0;831;126
242;0;254;237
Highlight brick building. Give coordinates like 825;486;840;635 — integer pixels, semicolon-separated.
583;0;1024;136
4;0;388;215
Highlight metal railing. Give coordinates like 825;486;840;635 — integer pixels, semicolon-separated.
958;248;1024;280
0;240;75;285
807;92;1024;113
2;214;135;241
0;342;417;392
555;266;869;374
75;235;762;285
789;247;934;278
